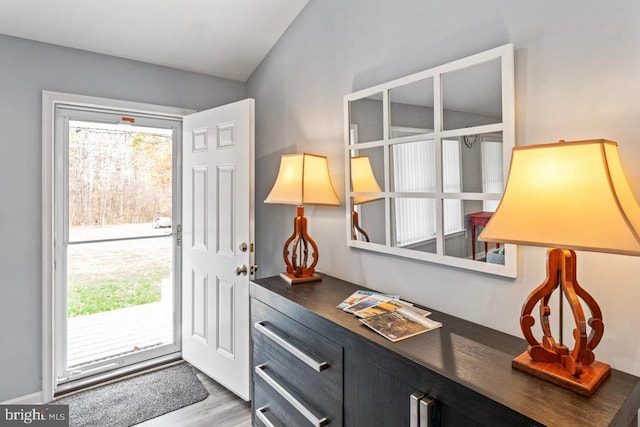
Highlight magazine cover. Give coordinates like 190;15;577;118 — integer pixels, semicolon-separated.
354;299;431;319
359;311;442;342
336;290;379;309
343;294;392;314
336;290;399;310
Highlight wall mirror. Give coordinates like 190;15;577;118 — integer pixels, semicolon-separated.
344;44;516;277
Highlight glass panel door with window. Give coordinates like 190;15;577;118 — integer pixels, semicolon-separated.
54;107;181;387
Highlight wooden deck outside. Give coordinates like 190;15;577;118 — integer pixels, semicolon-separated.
67;301;173;367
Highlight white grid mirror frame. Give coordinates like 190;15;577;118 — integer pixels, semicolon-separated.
343;44;517;277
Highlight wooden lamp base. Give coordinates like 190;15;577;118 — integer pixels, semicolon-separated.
279;272;322;285
513;352;610;397
280;205;323;286
516;248;609;396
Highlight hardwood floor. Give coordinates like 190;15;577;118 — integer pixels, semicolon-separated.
137;369;251;427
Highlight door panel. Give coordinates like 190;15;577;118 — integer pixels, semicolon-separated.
182;99;254;400
216;277;235;357
191;269;208;343
192;167;208;250
217;165;236;255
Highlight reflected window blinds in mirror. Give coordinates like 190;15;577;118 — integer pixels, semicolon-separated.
343;44;516;277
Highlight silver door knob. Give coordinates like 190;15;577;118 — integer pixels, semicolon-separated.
235;265;248;276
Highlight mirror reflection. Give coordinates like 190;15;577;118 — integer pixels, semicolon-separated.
344;44;515;276
443;131;504;194
349;147;384;192
349;93;384;144
443;200;504;264
391;197;437;254
352;197;385;245
442;58;502;131
350;150;384;243
389;77;434;134
390;139;437;193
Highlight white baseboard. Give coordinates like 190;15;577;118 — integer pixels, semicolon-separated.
1;391;43;405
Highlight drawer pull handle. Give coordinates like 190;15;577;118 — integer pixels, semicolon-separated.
419;397;434;427
410;392;434;427
256;406;283;427
255;321;329;372
255;364;328;427
410;392;425;427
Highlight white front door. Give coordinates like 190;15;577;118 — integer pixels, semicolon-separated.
182;99;254;400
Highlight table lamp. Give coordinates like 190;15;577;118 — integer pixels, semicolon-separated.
479;139;640;396
265;153;340;284
350;156;383;242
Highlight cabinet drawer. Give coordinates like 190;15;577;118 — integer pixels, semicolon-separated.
252;298;343;426
252;298;342;369
254;366;330;427
254;405;284;427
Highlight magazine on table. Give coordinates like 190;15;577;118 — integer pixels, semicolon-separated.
359;311;442;342
337;289;441;342
336;290;399;310
342;293;394;314
354;299;431;319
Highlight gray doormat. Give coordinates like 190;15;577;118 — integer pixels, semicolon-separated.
56;363;209;426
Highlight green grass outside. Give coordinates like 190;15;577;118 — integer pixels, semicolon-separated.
67;270;168;317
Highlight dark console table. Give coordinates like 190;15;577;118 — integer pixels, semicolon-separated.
250;274;640;426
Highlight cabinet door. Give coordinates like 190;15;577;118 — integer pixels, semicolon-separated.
344;351;416;426
344;352;480;427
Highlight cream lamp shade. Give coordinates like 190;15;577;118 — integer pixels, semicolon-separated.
265;153;340;206
479;139;640;256
350;156;383;204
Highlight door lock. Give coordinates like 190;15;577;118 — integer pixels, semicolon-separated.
239;242;248;252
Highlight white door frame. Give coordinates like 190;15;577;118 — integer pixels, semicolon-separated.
42;91;195;403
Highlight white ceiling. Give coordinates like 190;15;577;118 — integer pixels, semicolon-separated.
0;0;309;81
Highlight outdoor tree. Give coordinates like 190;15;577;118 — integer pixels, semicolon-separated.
68;124;172;227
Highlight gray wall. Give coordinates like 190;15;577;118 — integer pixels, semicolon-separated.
248;0;640;380
0;34;246;401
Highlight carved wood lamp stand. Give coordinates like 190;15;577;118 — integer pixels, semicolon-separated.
280;205;322;284
512;248;609;396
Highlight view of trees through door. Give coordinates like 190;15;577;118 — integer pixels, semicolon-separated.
58;112;180;383
67;121;172;317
